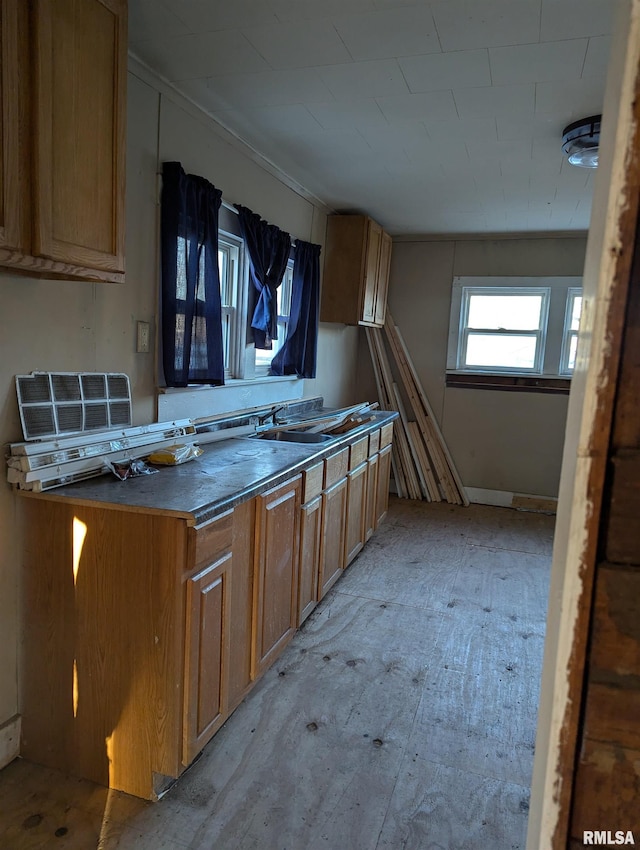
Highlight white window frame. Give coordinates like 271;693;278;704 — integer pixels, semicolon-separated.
559;287;583;376
447;276;583;378
218;230;246;380
456;286;550;374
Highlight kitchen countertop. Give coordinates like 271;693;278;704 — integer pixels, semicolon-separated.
21;411;397;525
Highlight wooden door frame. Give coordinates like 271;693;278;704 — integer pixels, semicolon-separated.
527;2;640;847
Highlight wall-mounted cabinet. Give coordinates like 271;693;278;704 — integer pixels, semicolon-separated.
321;215;392;328
0;0;126;283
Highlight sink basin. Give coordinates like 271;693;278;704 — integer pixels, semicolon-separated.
257;430;333;443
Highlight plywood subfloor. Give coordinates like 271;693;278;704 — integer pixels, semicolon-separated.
0;497;554;849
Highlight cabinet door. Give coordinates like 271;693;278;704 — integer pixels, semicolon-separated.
365;453;379;541
361;219;382;324
376;444;392;526
32;0;126;273
0;0;28;252
374;231;392;326
298;495;322;625
345;462;367;566
319;477;348;598
183;552;231;766
253;477;301;677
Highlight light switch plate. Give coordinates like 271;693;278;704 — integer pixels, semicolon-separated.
136;321;150;353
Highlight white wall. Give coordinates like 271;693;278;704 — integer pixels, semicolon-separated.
0;67;360;754
358;236;588;499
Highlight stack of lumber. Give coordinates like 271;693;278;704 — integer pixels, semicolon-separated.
366;313;468;505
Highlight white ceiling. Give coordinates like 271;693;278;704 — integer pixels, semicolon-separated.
128;0;615;236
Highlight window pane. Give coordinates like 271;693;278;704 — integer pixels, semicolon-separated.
465;333;538;369
571;296;582;331
567;333;578;370
467;294;542;330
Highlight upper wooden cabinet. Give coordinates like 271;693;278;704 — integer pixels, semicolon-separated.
0;0;127;283
321;214;392;328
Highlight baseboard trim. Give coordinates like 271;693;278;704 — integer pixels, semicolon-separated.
465;487;558;513
0;715;21;770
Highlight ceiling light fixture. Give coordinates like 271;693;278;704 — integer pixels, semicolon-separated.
562;115;601;168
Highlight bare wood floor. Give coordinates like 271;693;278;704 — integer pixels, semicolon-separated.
0;497;554;850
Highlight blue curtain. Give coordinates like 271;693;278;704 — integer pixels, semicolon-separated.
235;204;292;349
271;240;321;379
161;162;224;387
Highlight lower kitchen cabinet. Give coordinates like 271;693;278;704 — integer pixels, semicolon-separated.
298;495;322;624
376;444;392;525
365;451;379;541
183;551;231;765
345;437;369;566
19;422;394;800
252;476;301;677
318;447;349;599
345;462;367;566
318;477;348;597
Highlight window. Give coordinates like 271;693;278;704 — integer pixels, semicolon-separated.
254;259;293;373
447;276;583;379
218;233;242;378
458;288;549;373
560;288;583;374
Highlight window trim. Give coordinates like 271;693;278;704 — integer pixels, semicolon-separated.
447;276;583;381
559;287;583;376
456;285;550;375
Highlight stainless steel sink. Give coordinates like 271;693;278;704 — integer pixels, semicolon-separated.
256;430;333;443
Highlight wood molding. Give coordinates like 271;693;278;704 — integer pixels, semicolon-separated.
446;373;571;394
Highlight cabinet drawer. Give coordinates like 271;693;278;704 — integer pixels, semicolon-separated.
190;509;233;571
349;437;369;470
380;423;394;448
324;448;349;488
368;429;380;456
303;462;324;503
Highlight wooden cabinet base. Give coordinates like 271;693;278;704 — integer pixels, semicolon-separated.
19;429;393;799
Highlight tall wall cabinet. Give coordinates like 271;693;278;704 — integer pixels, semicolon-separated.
0;0;126;283
320;214;392;328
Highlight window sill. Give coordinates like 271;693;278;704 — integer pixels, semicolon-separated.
157;375;305;422
445;373;571;394
158;374;300;394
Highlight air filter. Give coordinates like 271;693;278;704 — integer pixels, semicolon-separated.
16;372;132;440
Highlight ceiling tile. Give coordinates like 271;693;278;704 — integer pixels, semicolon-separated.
270;0;376;23
540;0;614;42
317;59;410;99
582;36;612;80
399;49;491;92
130;31;270;81
431;0;541;52
466;138;530;160
213;104;324;139
163;0;280;31
357;122;429;155
454;84;535;118
489;39;588;86
535;77;606;119
307;99;387;131
128;0;190;42
376;91;459;123
202;68;335;109
424;116;498;142
242;19;353;69
333;7;440;61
